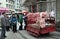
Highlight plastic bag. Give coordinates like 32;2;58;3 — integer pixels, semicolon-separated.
22;20;25;30
17;21;21;30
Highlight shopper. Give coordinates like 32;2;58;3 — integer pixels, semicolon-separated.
18;13;24;30
22;11;28;30
10;13;17;33
1;12;7;39
5;14;10;31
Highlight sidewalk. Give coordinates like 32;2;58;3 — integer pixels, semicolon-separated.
5;30;36;39
1;30;60;39
0;27;1;38
18;30;36;39
5;30;25;39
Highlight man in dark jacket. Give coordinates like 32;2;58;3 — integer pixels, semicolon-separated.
1;12;7;39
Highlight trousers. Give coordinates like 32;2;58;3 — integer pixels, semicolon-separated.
1;26;6;39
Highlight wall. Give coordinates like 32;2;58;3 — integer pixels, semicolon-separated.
57;0;60;22
0;0;6;8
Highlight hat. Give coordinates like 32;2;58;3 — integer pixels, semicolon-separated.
22;10;28;13
22;10;28;15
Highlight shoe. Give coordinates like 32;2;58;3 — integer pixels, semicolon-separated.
24;28;26;30
13;31;17;33
7;30;10;32
13;31;15;33
4;36;7;38
0;38;2;39
19;29;22;30
15;31;17;33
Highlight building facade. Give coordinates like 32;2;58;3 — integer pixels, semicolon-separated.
0;0;15;12
14;0;21;13
0;0;6;8
14;0;26;13
24;0;56;12
6;0;15;11
0;0;26;13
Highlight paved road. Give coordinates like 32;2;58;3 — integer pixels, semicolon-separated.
1;30;59;39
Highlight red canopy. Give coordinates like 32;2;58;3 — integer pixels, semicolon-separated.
0;7;9;13
0;7;10;15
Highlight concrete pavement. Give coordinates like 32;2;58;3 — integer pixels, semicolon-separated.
18;30;36;39
5;30;36;39
5;30;60;39
5;30;24;39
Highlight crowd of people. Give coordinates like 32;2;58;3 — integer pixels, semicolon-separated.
0;10;28;39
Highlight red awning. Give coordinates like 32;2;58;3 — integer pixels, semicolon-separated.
0;7;9;13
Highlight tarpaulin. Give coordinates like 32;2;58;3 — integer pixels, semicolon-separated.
27;12;49;28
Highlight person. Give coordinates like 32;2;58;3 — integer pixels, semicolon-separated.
1;12;7;39
18;13;24;30
8;12;12;29
50;10;56;17
10;13;17;33
22;10;28;30
5;14;10;31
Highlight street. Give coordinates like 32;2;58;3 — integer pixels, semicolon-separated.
0;0;60;39
0;30;60;39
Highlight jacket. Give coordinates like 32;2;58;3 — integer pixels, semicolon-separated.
18;13;24;22
10;16;17;24
1;16;10;27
